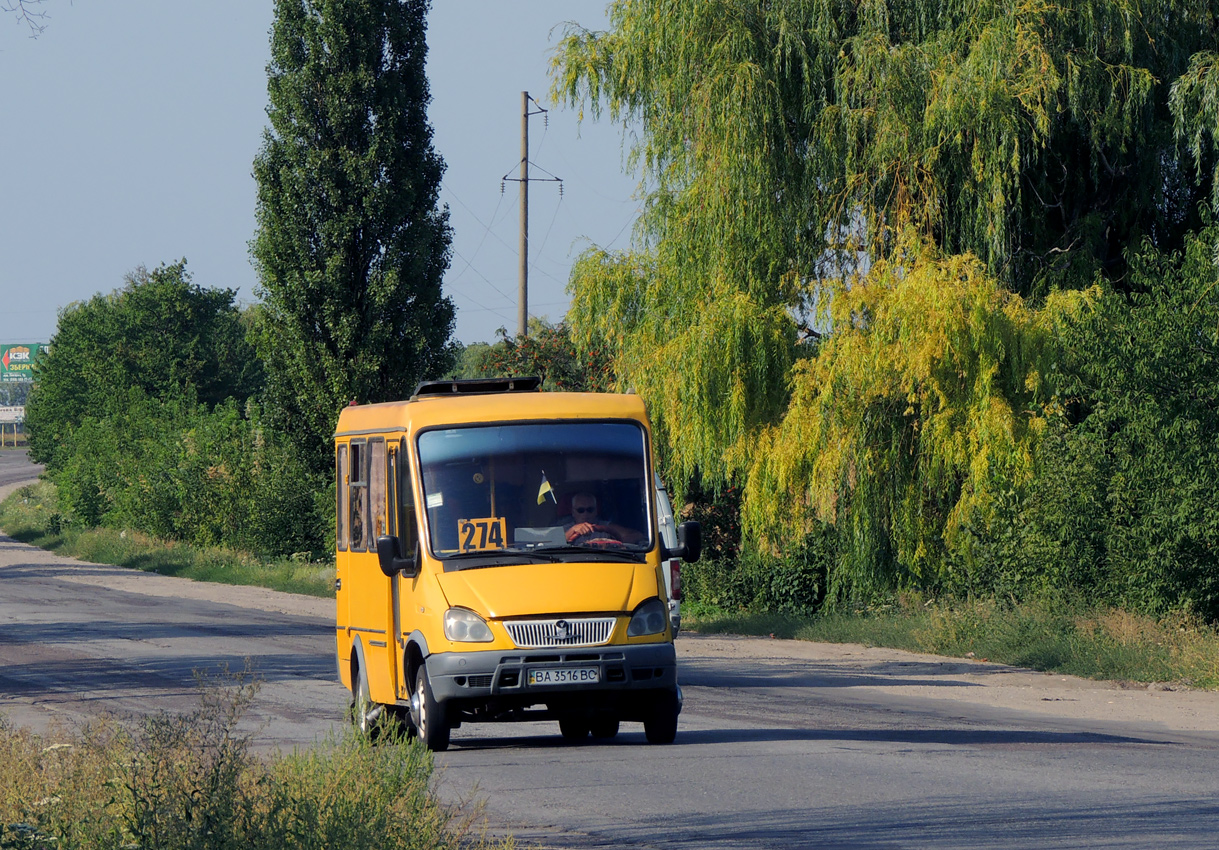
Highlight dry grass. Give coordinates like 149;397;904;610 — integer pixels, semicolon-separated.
0;675;513;850
687;595;1219;690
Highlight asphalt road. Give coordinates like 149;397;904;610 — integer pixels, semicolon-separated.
438;642;1219;849
3;452;1218;848
0;448;42;490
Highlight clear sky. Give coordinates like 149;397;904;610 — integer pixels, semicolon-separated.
0;1;638;347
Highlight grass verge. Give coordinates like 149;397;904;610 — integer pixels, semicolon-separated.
0;481;332;598
684;595;1219;690
0;673;511;850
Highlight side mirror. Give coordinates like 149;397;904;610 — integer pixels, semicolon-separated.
376;535;419;578
663;521;702;564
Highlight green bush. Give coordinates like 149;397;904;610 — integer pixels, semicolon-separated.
1013;229;1219;618
683;524;834;616
0;481;333;598
52;389;324;558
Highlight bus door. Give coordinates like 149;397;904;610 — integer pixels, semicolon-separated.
387;437;422;700
348;437;397;704
335;442;350;670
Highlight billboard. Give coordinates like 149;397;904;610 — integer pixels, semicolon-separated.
1;344;49;383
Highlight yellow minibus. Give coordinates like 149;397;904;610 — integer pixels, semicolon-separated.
333;377;700;751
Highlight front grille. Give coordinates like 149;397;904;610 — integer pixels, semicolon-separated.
504;617;616;648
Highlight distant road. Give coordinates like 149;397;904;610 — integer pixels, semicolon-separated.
0;448;41;491
3;451;1219;847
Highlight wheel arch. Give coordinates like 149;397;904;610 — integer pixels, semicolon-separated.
403;630;429;692
349;634;370;695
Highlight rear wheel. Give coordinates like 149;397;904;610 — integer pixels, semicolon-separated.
411;667;450;751
644;690;679;744
352;663;381;738
559;717;590;742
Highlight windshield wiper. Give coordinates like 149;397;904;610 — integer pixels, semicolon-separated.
441;549;561;570
532;545;646;563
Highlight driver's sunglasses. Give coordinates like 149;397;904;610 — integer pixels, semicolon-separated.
573;506;596;515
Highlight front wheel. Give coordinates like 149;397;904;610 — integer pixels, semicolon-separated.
411;666;450;752
644;690;679;744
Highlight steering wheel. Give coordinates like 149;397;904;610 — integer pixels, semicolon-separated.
582;535;630;549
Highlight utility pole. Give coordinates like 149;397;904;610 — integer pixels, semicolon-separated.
519;91;529;338
503;92;562;339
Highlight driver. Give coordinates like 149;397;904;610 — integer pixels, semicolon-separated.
564;491;645;545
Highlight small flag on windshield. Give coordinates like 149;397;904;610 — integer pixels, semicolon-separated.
537;470;557;505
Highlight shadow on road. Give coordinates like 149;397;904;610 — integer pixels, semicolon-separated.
441;722;1162;752
0;650;333;696
678;657;1001;690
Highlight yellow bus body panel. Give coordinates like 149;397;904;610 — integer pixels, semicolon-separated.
435;561;650;620
334;389;669;709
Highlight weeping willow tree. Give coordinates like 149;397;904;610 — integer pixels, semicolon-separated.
558;0;1216;289
551;0;1219;600
743;244;1097;600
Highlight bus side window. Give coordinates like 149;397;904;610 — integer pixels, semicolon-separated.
350;441;369;552
336;444;349;551
370;438;387;543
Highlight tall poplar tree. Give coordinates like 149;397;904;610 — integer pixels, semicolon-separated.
253;0;454;467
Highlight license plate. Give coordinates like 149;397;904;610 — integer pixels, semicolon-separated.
527;667;600;686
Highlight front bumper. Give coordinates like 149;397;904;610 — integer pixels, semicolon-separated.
425;641;677;704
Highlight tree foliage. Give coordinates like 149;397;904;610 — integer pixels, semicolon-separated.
452;319;614;392
743;242;1096;601
252;0;454;469
20;262;320;555
555;0;1218;297
1015;228;1219;618
551;0;1219;612
56;387;321;557
1172;51;1219;211
0;382;31;407
25;261;260;471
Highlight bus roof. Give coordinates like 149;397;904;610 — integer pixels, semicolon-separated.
333;390;649;439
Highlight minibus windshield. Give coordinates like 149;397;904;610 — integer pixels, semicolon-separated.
417;421;652;563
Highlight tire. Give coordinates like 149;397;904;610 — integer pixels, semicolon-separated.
590;718;620;740
411;666;450;752
644;690;679;744
559;717;590;742
352;662;381;738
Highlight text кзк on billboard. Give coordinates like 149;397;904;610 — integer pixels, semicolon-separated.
0;344;49;383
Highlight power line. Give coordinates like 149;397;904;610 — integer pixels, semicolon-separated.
442;183;506;286
447;247;518;309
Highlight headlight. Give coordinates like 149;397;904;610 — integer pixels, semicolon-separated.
444;607;494;642
627;598;668;637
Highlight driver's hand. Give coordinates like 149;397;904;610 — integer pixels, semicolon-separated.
566;522;610;542
566;522;593;542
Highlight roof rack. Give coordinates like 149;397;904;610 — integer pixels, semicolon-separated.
411;376;542;399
